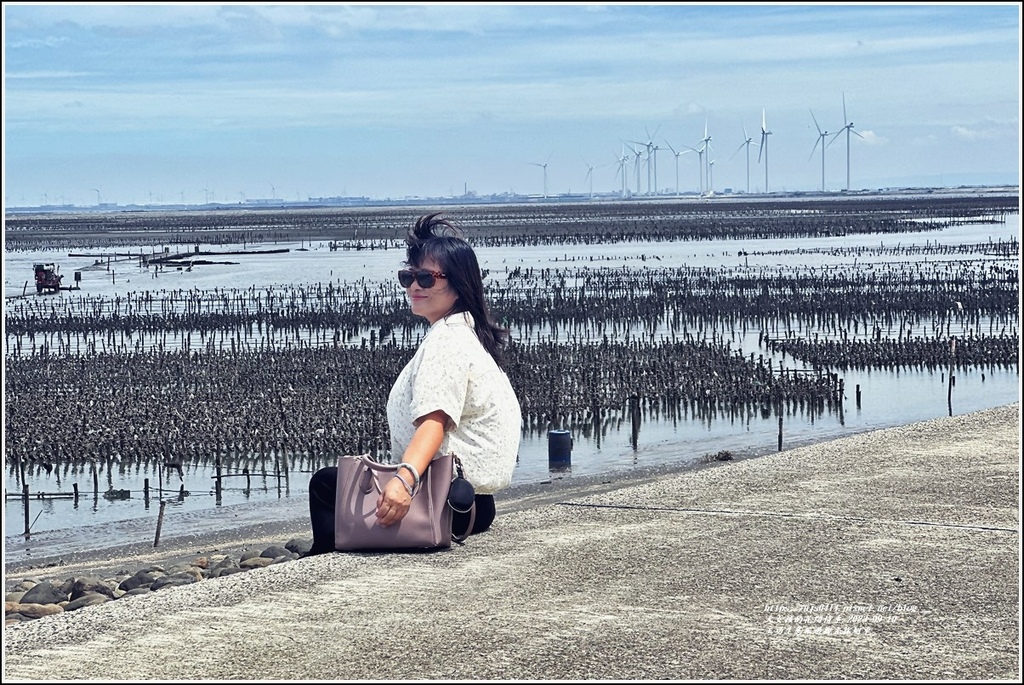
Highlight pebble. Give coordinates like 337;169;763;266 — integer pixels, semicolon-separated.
4;537;312;626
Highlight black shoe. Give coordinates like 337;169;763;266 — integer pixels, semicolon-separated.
300;545;334;559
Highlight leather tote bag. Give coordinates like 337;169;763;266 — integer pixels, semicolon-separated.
334;453;454;551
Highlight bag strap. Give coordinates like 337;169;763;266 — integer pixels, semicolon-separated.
452;503;475;544
451;455;475;544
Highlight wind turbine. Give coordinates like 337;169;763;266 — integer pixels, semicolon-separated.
758;108;772;193
582;160;595;199
622;142;643;196
730;124;758;195
665;140;692;196
626;135;648;193
685;143;705;196
708;159;716;196
696;117;713;196
644;126;661;195
831;92;864;191
627;126;661;195
809;110;831;192
614;147;630;197
530;153;553;198
650;142;661;196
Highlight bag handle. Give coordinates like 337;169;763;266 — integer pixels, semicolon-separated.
357;453;452;496
354;453;475;542
356;455;406;495
358;462;379;495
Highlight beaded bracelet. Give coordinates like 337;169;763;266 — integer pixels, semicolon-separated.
392;474;414;497
396;463;421;492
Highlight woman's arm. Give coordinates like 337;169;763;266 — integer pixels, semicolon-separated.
375;409;449;527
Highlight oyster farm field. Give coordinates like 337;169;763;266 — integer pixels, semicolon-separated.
4;190;1019;564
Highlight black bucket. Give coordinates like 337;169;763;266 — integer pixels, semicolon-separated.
548;430;573;466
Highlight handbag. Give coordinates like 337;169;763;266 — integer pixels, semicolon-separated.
334;453;474;551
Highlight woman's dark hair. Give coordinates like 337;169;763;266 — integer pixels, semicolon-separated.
405;212;509;367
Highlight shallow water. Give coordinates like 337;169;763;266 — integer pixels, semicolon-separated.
4;213;1020;565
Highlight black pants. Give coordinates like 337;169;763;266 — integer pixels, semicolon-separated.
307;466;496;555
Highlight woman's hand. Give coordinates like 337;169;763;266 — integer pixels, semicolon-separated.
376;410;448;527
376;474;413;527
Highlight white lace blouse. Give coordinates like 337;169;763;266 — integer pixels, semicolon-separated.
386;311;522;494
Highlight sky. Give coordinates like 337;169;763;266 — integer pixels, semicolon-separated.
2;2;1021;207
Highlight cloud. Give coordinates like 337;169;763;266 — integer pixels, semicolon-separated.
856;130;885;145
951;124;1001;141
6;70;95;80
4;3;1018;201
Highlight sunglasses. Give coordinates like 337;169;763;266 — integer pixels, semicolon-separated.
398;268;447;289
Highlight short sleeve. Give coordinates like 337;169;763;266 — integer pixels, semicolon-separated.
408;324;469;430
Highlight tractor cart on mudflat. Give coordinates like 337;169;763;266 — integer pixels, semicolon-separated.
33;263;64;294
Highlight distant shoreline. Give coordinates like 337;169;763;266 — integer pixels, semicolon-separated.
5;184;1019;218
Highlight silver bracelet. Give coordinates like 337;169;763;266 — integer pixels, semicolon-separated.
396;463;421;491
392;474;414;497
